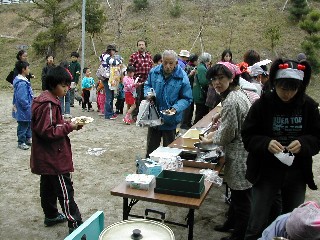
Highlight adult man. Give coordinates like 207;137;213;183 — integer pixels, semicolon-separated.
178;49;190;70
129;40;153;120
144;50;193;157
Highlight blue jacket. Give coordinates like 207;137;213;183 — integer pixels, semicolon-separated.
144;64;193;130
12;75;34;121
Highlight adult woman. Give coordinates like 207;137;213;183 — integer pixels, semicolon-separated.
193;52;211;124
6;50;34;85
201;62;252;240
99;44;123;120
242;58;320;240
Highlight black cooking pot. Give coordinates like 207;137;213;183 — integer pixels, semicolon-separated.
194;142;220;152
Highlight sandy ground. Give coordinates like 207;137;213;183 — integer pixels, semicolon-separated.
0;90;319;240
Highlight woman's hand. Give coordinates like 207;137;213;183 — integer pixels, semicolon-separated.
200;131;214;144
268;140;284;154
287;140;301;154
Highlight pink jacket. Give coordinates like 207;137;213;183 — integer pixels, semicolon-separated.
123;76;136;94
30;91;74;175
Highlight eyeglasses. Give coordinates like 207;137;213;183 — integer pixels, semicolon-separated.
210;75;225;82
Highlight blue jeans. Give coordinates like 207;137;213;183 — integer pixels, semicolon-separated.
17;121;31;144
102;80;115;118
59;90;71;114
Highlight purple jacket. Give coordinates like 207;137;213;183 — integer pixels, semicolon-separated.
30;91;74;175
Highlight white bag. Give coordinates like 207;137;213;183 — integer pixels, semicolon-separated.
89;87;97;102
136;100;163;127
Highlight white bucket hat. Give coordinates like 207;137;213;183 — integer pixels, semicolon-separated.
178;50;190;58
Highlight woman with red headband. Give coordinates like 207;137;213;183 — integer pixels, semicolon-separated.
241;58;320;240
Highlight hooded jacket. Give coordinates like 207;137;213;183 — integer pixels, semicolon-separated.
144;64;192;130
242;91;320;190
12;75;34;121
30;91;74;175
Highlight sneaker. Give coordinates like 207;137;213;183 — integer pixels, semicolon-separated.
98;113;104;116
109;114;118;120
18;143;29;150
82;108;86;112
26;139;32;146
87;109;94;112
44;213;66;227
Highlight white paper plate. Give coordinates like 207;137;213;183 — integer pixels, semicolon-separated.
71;116;94;125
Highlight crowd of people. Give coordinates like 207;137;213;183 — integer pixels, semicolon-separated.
7;42;320;239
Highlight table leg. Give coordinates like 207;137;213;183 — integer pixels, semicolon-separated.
123;197;129;220
187;209;195;240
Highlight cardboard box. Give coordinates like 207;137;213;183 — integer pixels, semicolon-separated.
126;174;155;190
181;129;201;148
149;146;183;162
154;170;205;198
136;159;163;176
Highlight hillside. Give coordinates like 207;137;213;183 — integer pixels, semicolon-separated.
0;0;319;98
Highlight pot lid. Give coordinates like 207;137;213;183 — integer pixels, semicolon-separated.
99;219;175;240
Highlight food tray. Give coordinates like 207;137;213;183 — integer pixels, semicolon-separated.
154;170;205;198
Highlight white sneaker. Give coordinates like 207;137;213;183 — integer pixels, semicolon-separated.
18;143;29;150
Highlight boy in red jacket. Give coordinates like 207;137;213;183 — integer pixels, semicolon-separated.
30;66;83;233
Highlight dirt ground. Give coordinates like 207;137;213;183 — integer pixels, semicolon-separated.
0;90;319;240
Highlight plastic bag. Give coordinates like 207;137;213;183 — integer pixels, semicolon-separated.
89;87;97;102
136;100;163;127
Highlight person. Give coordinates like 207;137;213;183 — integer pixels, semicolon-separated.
249;59;272;94
180;53;198;129
129;40;153;120
221;49;234;63
259;201;320;240
115;80;125;115
30;66;83;234
41;54;55;91
297;52;307;62
69;51;81;107
99;44;123;120
6;50;35;85
177;49;190;70
144;50;192;157
200;62;253;240
12;60;34;150
153;53;162;66
59;61;72;117
241;58;320;240
123;66;141;124
96;79;106;116
81;67;95;112
193;52;212;124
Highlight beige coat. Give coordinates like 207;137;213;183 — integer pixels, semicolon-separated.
213;89;252;190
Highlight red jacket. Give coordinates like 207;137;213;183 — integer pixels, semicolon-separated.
30;91;74;175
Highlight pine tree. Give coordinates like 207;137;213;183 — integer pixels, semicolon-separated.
289;0;310;21
25;0;80;56
299;10;320;73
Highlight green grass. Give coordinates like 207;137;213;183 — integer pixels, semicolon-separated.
0;0;319;101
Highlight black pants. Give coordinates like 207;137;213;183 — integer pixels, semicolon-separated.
181;102;194;128
40;174;82;229
115;98;125;114
132;84;144;118
146;127;176;158
194;103;209;124
227;188;252;240
82;89;92;110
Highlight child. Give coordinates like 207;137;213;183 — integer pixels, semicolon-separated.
69;51;81;107
115;80;125;115
59;61;72;116
41;54;55;91
30;66;83;234
96;79;106;116
12;60;34;150
221;49;234;63
81;67;95;112
122;66;141;124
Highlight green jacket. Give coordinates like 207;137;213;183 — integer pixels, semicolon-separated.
69;61;81;84
192;62;209;104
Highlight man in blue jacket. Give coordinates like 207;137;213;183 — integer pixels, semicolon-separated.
144;50;193;157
